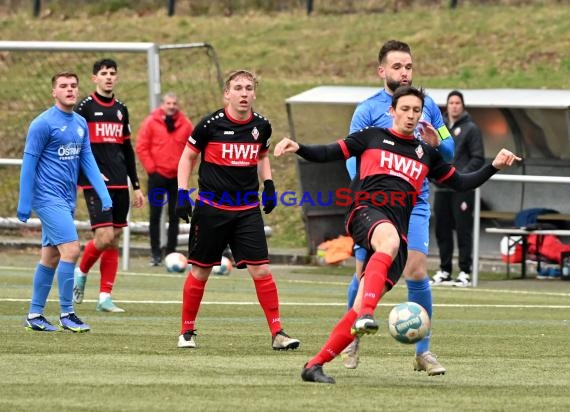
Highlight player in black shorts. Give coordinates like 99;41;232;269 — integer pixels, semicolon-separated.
73;58;145;313
175;70;300;351
274;85;521;384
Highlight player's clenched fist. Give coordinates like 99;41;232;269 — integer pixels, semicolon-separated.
491;149;522;170
274;137;299;157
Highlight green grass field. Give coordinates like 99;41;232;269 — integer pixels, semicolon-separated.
1;250;570;411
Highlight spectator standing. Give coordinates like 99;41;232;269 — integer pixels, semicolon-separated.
432;90;485;287
136;92;194;266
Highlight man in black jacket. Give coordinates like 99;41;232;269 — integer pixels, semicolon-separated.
432;90;485;287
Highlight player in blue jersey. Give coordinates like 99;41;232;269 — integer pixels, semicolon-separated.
17;72;112;333
341;40;453;375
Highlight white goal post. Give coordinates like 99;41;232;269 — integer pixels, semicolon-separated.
0;40;224;269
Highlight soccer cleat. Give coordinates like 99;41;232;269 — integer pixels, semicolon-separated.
272;330;301;350
413;351;446;376
96;297;125;313
25;315;59;332
301;363;336;384
177;330;197;348
59;313;90;333
430;270;454;286
340;337;360;369
454;271;471;288
351;314;379;337
73;267;87;304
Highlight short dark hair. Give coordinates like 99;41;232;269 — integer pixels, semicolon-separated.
447;90;465;106
224;69;258;91
51;71;79;87
93;58;118;75
391;85;425;110
378;40;412;65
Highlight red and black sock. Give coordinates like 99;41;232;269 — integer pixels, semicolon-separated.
306;309;358;368
253;274;282;336
79;240;103;274
181;272;206;333
99;248;119;293
360;252;391;315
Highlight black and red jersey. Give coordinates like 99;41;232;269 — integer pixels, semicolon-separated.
75;92;140;190
340;127;455;235
296;126;498;239
186;108;271;210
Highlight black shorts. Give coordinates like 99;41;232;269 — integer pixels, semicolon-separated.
187;203;268;269
348;205;408;290
84;188;130;229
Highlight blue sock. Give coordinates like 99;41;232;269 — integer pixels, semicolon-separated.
56;260;76;314
29;263;56;314
406;277;432;355
347;273;359;310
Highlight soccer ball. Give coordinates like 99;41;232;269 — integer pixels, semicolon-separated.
164;252;188;273
388;302;431;344
211;256;233;276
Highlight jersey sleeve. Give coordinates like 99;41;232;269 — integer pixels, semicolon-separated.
297;128;371;163
349;103;372;134
74;98;88;121
426;147;455;183
424;97;454;162
23;117;50;157
122;105;132;138
346;104;370;178
342;128;372;159
122;138;141;190
261;121;272;155
186;116;210;153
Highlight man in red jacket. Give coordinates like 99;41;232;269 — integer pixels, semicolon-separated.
136;92;194;266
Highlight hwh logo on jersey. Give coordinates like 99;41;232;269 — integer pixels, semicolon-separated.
379;150;423;181
221;143;260;160
94;123;123;138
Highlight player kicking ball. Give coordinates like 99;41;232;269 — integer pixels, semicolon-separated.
274;85;520;384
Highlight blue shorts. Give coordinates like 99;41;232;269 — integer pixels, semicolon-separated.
407;198;430;255
353;197;431;259
354;244;368;262
35;204;78;247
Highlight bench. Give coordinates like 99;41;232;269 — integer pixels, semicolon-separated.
479;211;516;221
484;228;570;279
480;211;570;224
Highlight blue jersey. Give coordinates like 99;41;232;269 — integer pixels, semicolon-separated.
24;106;91;209
347;88;454;204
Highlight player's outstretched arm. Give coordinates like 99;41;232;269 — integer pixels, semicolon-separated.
275;138;346;163
274;137;299;157
439;148;521;192
491;148;522;170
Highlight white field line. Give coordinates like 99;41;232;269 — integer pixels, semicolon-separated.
3;265;570;299
119;271;570;298
2;298;570;309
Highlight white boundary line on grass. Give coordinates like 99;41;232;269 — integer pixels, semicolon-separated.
4;265;570;298
2;297;570;309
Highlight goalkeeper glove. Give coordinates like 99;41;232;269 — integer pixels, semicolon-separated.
176;189;192;223
262;179;276;214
